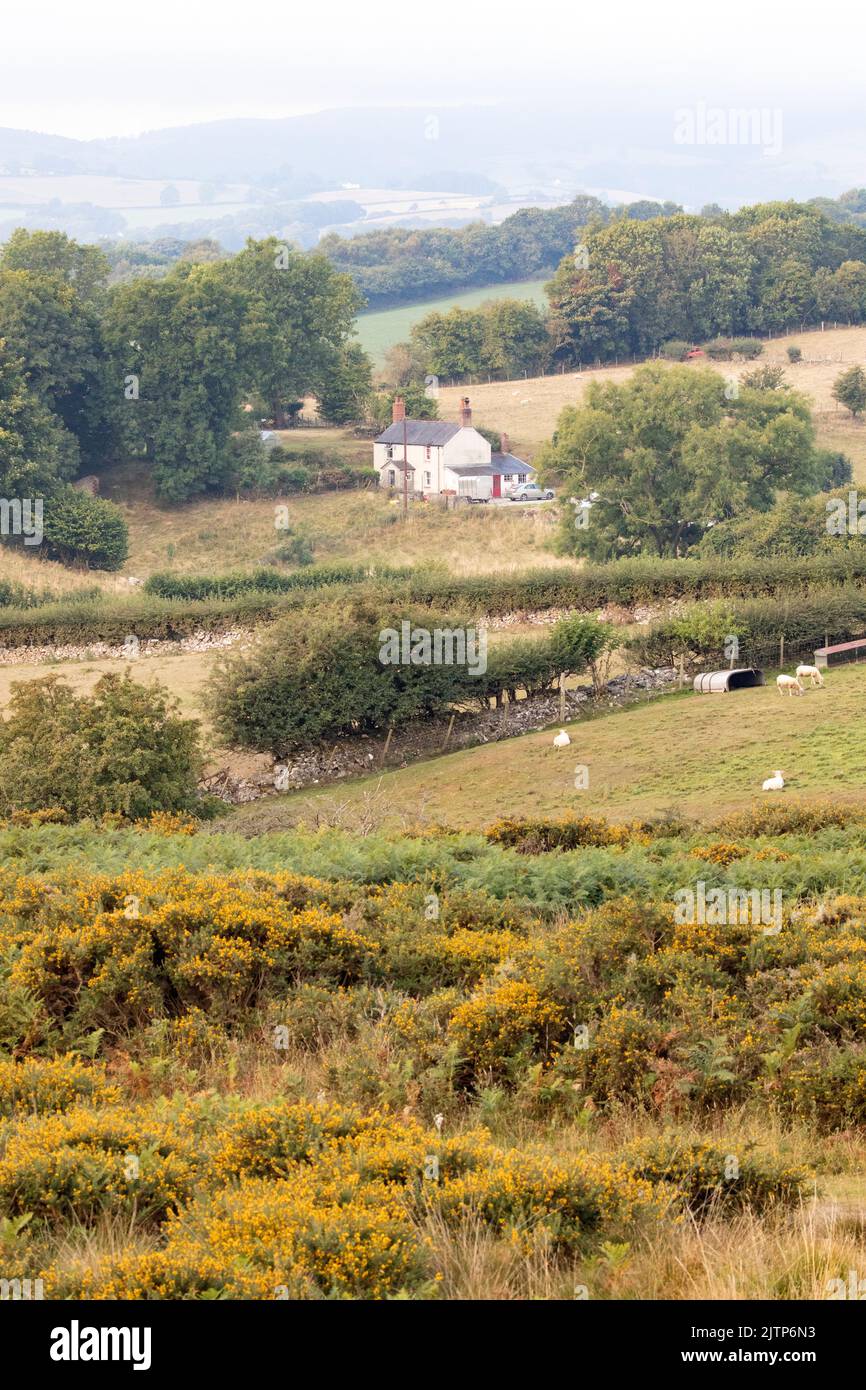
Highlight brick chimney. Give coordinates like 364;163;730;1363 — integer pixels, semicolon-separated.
500;431;510;456
392;395;406;424
459;396;472;427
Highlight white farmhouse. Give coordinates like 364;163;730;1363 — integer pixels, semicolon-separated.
373;396;535;500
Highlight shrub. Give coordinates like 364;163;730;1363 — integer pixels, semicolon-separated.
701;336;763;361
269;534;315;567
659;339;692;361
0;673;203;820
41;488;129;571
207;599;485;753
787;345;802;363
0;1055;119;1117
448;981;567;1082
621;1136;809;1213
0;1105;198;1221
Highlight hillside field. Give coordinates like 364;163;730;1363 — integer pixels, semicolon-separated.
229;661;866;833
439;324;866;467
355;277;550;366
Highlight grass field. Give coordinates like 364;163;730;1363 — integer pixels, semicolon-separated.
355;277;550;366
439;324;866;464
95;459;565;580
227;661;866;833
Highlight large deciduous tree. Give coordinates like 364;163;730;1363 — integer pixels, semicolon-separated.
219;237;364;426
539;363;823;559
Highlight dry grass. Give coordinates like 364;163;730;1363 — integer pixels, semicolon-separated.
438;324;866;465
96;459;567;579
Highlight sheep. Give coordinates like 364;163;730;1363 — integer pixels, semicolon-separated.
762;770;786;791
553;729;571;748
796;663;825;688
776;674;804;697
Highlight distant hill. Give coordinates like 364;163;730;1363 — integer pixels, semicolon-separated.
3;104;864;208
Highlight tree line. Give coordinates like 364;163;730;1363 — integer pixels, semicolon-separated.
391;198;866;382
0;229;369;555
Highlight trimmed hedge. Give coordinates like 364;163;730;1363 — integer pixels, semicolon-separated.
144;563;411;602
397;553;866;616
626;584;866;665
5;552;866;651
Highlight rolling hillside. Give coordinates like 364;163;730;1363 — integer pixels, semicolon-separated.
228;662;866;833
438;324;866;469
355;276;550;366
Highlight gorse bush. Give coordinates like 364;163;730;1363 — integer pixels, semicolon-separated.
0;672;203;819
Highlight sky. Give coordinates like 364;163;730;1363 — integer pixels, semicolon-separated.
1;0;864;142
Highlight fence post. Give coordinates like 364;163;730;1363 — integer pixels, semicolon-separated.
381;726;394;766
441;713;456;752
559;673;567;721
779;634;785;670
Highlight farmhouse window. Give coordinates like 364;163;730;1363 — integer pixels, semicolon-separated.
425;446;432;460
388;469;396;486
424;471;431;486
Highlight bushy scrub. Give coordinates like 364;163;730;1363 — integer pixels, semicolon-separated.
0;672;203;819
41;487;129;570
207;598;609;752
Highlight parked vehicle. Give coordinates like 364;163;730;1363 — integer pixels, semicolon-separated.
510;482;554;502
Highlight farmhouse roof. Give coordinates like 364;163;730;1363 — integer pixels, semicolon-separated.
375;420;462;446
490;452;534;475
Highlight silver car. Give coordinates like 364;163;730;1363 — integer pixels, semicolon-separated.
510;482;554;502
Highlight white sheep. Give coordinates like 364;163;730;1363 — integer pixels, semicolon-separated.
776;674;804;697
553;729;571;748
796;663;825;688
762;770;786;791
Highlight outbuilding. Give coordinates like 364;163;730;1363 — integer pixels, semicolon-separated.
693;667;765;693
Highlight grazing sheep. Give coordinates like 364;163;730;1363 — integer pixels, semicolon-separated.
762;770;786;791
553;729;571;748
796;664;825;688
776;674;804;697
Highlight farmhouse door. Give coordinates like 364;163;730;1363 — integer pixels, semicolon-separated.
492;475;502;498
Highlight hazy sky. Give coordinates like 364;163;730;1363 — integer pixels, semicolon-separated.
1;0;864;140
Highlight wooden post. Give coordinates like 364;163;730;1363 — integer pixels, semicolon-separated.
381;727;394;766
441;713;456;752
501;698;509;728
559;672;566;721
779;635;785;670
677;653;685;689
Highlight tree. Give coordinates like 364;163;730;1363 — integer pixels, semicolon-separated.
0;673;203;820
218;237;362;426
316;342;373;424
410;307;486;377
0;228;110;305
0;340;78;497
832;364;866;417
368;385;439;432
105;263;249;501
539;363;823;559
0;264;112;467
